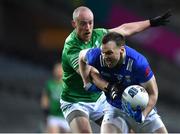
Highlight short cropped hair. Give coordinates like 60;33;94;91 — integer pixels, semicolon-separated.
102;32;125;47
72;6;93;20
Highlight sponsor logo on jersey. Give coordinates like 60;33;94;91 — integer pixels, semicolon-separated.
95;40;100;47
114;74;123;82
125;75;131;83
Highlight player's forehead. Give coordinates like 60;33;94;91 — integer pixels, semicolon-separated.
77;12;93;21
101;44;115;52
101;49;113;54
102;41;117;48
101;41;119;53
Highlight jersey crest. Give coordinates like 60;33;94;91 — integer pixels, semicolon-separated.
95;40;100;47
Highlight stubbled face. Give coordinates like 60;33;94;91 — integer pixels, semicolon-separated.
73;10;94;42
101;41;124;68
53;64;62;80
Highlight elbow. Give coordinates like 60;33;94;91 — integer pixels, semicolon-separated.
149;89;158;106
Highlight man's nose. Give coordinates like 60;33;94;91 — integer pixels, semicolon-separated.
85;23;90;30
104;54;109;59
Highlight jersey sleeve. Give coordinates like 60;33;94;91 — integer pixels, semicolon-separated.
85;48;101;67
134;56;154;83
66;45;81;71
94;28;108;35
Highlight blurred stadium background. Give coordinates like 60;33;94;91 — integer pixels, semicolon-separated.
0;0;179;132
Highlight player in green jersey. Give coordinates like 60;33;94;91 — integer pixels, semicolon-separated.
41;63;70;133
60;6;171;133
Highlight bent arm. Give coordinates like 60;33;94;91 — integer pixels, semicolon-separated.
90;67;108;92
140;75;158;118
109;20;150;37
79;49;92;86
79;49;109;92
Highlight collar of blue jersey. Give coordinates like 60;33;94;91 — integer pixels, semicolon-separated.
114;49;126;69
122;49;126;65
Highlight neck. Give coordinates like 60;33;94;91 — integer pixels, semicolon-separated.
116;51;125;68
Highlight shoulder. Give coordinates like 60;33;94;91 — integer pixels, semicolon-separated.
93;28;108;36
125;46;148;65
64;30;76;44
86;48;101;65
86;48;101;57
125;46;153;82
125;46;150;73
62;31;81;54
63;31;80;50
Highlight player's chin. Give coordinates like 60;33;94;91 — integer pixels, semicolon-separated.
83;36;91;42
84;33;91;39
107;62;117;68
107;64;114;68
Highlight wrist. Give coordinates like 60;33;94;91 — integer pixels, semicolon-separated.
149;18;156;27
104;82;112;92
148;20;151;26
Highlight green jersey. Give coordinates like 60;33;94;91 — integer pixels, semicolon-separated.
61;28;108;102
45;79;64;117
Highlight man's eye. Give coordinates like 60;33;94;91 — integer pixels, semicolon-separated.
106;52;113;55
80;22;85;26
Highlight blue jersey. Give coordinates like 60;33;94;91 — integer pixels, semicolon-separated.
85;45;153;109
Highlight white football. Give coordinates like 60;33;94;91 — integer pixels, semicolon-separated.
122;85;149;110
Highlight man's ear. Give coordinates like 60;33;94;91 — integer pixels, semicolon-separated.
120;46;125;53
71;20;76;28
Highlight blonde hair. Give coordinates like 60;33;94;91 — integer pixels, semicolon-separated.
72;6;93;20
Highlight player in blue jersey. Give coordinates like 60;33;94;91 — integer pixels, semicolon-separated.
79;32;168;133
61;6;171;133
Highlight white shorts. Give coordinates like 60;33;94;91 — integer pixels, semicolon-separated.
102;103;165;133
47;115;70;130
60;93;107;124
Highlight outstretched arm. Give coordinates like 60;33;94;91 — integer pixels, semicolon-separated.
109;10;171;37
109;20;150;37
90;68;108;92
